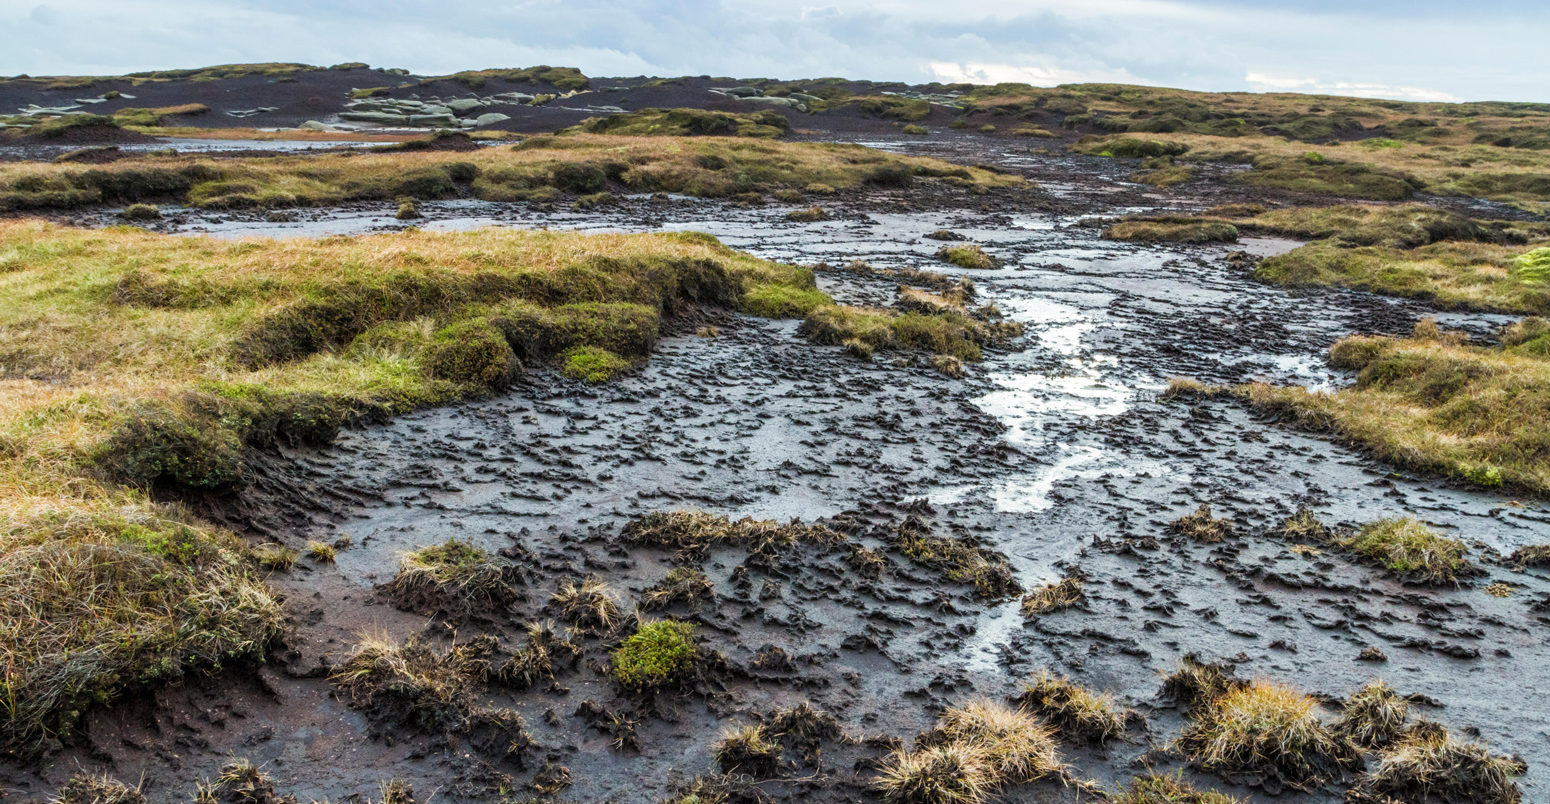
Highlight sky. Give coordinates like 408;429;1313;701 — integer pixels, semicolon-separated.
3;0;1547;103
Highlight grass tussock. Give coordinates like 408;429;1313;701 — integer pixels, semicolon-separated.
49;771;147;804
1353;721;1524;804
550;577;622;633
1238;322;1550;495
1170;504;1235;543
1112;771;1243;804
892;517;1021;600
875;699;1063;803
1337;517;1475;585
799;303;1021;364
1016;670;1128;744
623;509;841;561
935;244;999;270
1334;680;1410;749
380;539;522;615
641;566;714;610
1175;679;1357;788
1020;575;1085;616
1161;654;1249;712
1102;220;1238;244
713;723;783;777
569;107;788;138
0;134;1022;212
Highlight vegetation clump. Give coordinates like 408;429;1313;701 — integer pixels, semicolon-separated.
874;699;1063;803
570;107;788;138
48;771;146;804
1334;680;1410;749
1112;771;1243;804
1336;517;1475;585
609;619;699;691
1102;220;1238;244
623;509;841;560
1015;671;1128;744
1170;504;1234;543
1020;575;1085;616
1162;654;1248;712
1175;679;1357;789
561;345;630;382
713;724;783;777
1352;721;1524;804
935;244;998;270
119;202;161;221
891;517;1021;600
785;205;829;222
551;577;622;633
381;538;523;615
642;567;714;610
800;303;1019;363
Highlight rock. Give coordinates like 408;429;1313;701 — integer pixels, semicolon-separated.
790;93;824;104
472;112;511;127
713;86;763;98
490;92;535;104
340;111;409;125
741;96;806;111
408;113;458;127
444;98;485;115
296;120;330;131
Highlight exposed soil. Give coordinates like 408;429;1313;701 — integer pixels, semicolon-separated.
5;136;1548;804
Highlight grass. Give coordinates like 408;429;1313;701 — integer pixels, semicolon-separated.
568;108;788;138
1256;240;1550;315
641;566;714;610
430;65;589;91
609;618;698;691
713;724;782;777
875;699;1062;803
1112;771;1242;804
381;538;521;614
891;518;1021;600
1170;504;1235;543
800;304;1021;364
1103;220;1238;244
785;206;830;222
0;134;1024;212
1337;517;1475;585
1162;654;1248;712
550;577;623;633
1334;680;1409;749
112;104;210;127
623;509;841;560
1016;670;1127;744
934;244;998;270
1175;679;1356;788
1239;321;1550;495
0;223;822;751
1354;722;1524;804
1020;575;1084;616
50;770;147;804
561;346;630;382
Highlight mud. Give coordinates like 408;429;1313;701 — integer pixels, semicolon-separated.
7;136;1549;803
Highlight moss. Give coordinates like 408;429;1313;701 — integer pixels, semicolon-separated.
426;319;518;391
561;345;630;382
609;619;697;690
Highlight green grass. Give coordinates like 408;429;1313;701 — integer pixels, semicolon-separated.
1102;220;1238;244
1239;322;1550;494
561;346;630;382
0;134;1024;212
0;221;821;749
1256;240;1550;315
1339;517;1474;584
799;304;1014;363
568;108;788;138
935;244;998;269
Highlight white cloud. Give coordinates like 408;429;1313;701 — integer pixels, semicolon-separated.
1245;72;1460;103
928;61;1143;87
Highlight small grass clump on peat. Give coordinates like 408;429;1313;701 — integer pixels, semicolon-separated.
1111;771;1242;804
568;107;789;138
1256;240;1550;315
1336;517;1476;585
890;517;1021;600
1351;721;1524;804
550;577;622;634
1102;219;1238;244
1015;670;1128;745
1174;678;1357;789
1169;504;1235;543
799;302;1021;364
381;538;522;615
1238;320;1550;495
934;244;999;270
1334;680;1410;749
874;699;1064;804
1020;575;1085;616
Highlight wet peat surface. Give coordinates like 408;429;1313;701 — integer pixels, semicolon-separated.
9;139;1550;803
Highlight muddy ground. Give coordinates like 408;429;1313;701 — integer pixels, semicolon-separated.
4;137;1549;803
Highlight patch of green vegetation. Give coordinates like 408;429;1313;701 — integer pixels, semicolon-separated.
1255;240;1550;315
1515;246;1550;282
1238;321;1550;494
1103;220;1237;244
902;124;928;135
349;86;392;99
1072;136;1190;159
890;518;1021;599
935;244;998;269
125;63;318;82
1235;154;1422;200
1130;158;1194;186
784;206;829;222
561;345;630;382
800;304;1016;363
569;108;789;138
1338;517;1474;584
740;277;831;318
609;619;697;690
381;538;521;614
433;65;589;91
113;104;210;127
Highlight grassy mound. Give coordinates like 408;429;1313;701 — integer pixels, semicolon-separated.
609;619;699;691
0;221;819;751
934;244;999;269
0;134;1024;211
1239;321;1550;494
799;303;1021;364
1015;671;1128;744
1175;679;1357;788
1353;722;1524;804
1102;220;1238;244
1337;517;1475;585
381;539;522;615
874;699;1063;803
1256;240;1550;315
568;107;789;138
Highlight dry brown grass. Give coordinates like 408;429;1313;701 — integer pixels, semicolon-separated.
1020;575;1085;616
875;699;1063;803
1354;722;1524;804
1175;679;1356;788
1016;670;1128;744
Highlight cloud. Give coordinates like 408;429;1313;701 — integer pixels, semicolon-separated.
928;61;1143;87
1245;72;1460;103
